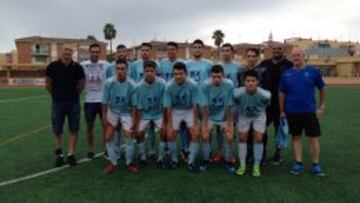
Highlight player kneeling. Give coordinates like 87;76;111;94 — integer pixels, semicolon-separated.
102;60;139;174
200;65;235;173
164;62;200;170
234;70;271;177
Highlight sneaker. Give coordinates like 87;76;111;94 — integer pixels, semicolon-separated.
270;155;284;166
180;149;189;162
312;164;326;177
104;164;117;174
224;161;236;174
87;152;95;160
212;152;224;163
167;160;179;169
236;165;246;176
199;160;210;172
187;163;199;173
126;164;139;174
252;165;261;177
290;162;304;175
67;154;77;166
54;155;64;167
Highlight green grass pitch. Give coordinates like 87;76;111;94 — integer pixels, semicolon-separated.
0;87;359;203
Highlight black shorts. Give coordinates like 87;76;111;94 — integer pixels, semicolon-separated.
51;101;80;135
287;113;321;137
84;102;102;124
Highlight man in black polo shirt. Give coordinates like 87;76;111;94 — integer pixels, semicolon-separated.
260;45;293;165
45;44;85;167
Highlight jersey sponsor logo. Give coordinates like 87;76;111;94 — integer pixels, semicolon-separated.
174;93;188;106
210;97;224;111
115;96;126;105
164;73;173;81
189;71;201;82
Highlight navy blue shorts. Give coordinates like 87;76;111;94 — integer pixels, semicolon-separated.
51;101;80;135
84;102;102;124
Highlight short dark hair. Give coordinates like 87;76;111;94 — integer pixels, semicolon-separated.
115;59;128;68
173;62;187;73
211;64;224;75
116;44;127;50
246;48;260;56
141;42;152;49
192;39;204;47
167;41;178;49
143;60;156;70
89;43;101;51
243;69;259;80
222;43;234;51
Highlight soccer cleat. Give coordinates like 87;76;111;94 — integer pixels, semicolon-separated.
224;161;236;174
167;160;179;169
212;152;224;163
156;159;167;169
148;150;157;160
187;163;200;173
199;160;210;172
126;164;139;174
252;165;261;177
104;164;117;174
236;165;246;176
270;155;284;166
180;149;189;162
87;152;95;160
312;164;326;177
54;155;64;167
290;162;304;175
67;154;77;166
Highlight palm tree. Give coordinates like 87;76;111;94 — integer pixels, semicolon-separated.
103;23;117;55
212;29;225;57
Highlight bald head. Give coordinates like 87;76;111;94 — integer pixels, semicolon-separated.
61;44;73;62
291;47;305;68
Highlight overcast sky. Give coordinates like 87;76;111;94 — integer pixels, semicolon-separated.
0;0;359;52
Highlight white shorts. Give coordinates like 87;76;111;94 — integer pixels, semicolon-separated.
238;112;267;133
172;109;194;131
139;117;163;132
107;110;132;131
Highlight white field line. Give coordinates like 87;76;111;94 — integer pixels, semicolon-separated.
0;95;48;103
0;152;105;188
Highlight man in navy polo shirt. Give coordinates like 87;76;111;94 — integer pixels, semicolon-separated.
45;44;85;167
279;47;326;177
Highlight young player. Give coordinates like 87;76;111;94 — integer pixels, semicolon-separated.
102;60;138;174
199;65;235;173
133;60;167;168
234;70;271;177
164;62;200;170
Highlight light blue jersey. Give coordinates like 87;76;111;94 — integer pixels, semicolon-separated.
164;78;199;110
134;76;166;120
199;78;234;122
220;61;243;87
102;77;137;116
105;61;133;79
233;87;271;117
186;58;213;84
129;59;160;83
159;58;184;82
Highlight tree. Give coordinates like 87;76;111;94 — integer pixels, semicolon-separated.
86;35;97;41
212;29;225;57
103;23;117;55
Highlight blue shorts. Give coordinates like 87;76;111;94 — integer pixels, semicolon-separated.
51;101;80;135
84;102;102;124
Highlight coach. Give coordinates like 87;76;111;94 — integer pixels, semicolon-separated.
279;47;326;176
45;44;85;167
